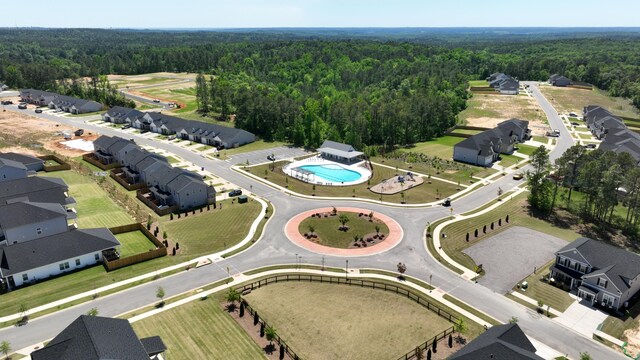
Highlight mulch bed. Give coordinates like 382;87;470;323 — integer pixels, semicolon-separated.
224;302;288;360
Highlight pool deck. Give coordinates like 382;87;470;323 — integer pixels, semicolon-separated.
285;207;403;257
283;156;371;186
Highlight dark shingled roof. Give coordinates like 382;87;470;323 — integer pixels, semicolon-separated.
556;238;640;292
0;228;119;277
140;336;167;356
0;201;67;230
30;315;164;360
0;152;43;169
0;176;69;206
450;324;542;360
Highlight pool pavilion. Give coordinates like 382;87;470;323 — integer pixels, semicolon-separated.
317;140;364;164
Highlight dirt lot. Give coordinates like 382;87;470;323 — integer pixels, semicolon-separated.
540;85;640;119
624;327;640;358
0;108;96;157
459;94;548;135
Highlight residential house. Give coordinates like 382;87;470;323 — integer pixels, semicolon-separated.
486;73;520;95
453;120;529;167
0;201;74;246
548;74;572;87
0;152;44;171
19;89;102;114
0;228;119;288
317;140;364;163
0;176;75;207
109;109;255;148
550;237;640;311
450;324;543;360
102;106;145;124
0;158;28;182
31;315;166;360
583;105;640;162
92;135;215;210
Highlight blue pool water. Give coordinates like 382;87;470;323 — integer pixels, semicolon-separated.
298;164;362;183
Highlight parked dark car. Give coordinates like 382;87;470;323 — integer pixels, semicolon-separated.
442;198;452;207
35;108;43;113
18;103;27;109
267;154;276;161
1;100;13;105
122;124;131;129
585;143;597;149
228;189;243;197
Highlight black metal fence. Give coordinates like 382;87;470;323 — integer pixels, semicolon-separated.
236;274;461;360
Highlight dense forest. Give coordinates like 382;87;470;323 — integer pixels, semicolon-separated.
1;29;639;148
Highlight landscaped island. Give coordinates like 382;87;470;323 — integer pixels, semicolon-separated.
298;208;389;249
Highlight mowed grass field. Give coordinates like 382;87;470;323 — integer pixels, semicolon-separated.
245;282;453;360
42;170;134;228
540;86;640;119
512;260;574;312
440;193;580;272
298;212;389;248
246;161;459;204
115;231;156;258
132;292;265;360
160;199;262;255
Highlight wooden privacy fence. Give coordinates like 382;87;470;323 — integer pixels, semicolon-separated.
110;169;147;190
103;223;167;271
136;189;178;216
82;153;121;170
236;274;461;360
38;154;71;172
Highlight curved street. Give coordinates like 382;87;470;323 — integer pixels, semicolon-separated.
0;86;625;360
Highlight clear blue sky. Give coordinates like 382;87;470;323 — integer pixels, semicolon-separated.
4;0;639;28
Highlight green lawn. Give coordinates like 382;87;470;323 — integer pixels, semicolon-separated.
578;133;593;140
196;145;213;151
440;193;580;272
245;161;459;204
160;199;262;255
167;156;180;164
132;292;265;360
600;298;640;341
533;136;548;143
511;261;575;312
399;136;464;159
496;154;523;168
515;144;538;156
451;129;484;135
469;80;490;87
221;140;290;161
0;200;263;318
42;171;134;228
245;282;454;360
115;231;156;258
298;211;389;248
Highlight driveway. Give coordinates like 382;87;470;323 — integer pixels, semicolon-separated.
555;301;608;337
227;145;311;165
463;226;567;294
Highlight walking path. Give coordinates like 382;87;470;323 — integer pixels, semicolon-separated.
429;187;529;280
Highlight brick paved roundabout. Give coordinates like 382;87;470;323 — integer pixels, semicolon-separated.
285;207;403;257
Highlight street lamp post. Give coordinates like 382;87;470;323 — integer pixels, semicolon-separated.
430;274;433;292
295;253;298;270
345;259;349;280
321;256;325;271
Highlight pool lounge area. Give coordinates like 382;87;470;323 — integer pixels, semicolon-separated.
283;157;372;186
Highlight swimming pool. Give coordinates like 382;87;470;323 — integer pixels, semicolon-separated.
298;164;362;183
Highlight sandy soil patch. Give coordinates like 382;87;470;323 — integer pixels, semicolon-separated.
462;94;549;136
623;327;640;357
370;174;424;194
0;109;98;157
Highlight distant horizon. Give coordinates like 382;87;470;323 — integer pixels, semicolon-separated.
3;26;640;30
2;0;638;28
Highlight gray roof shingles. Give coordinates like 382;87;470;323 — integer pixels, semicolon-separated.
450;324;542;360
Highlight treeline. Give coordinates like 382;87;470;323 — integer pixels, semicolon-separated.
529;145;640;238
54;76;135;108
1;29;639;147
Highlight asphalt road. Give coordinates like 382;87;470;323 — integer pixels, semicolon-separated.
0;96;619;359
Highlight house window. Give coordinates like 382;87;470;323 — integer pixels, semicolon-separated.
36;227;42;235
597;278;608;288
602;293;616;307
95;253;100;261
22;274;28;282
75;259;81;266
59;262;70;271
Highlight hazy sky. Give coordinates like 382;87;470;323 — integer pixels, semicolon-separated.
4;0;639;28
